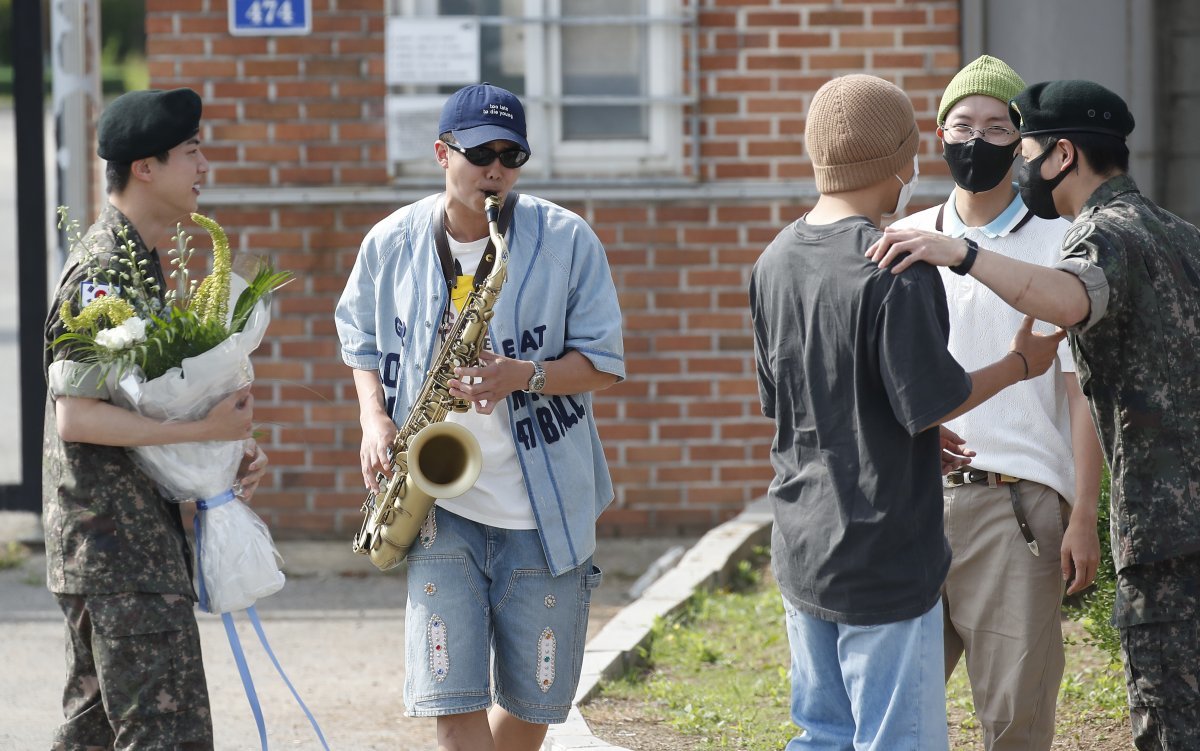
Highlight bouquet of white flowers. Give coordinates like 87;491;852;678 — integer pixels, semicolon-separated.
52;210;292;613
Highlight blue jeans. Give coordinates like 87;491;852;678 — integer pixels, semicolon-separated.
403;507;603;724
783;596;948;751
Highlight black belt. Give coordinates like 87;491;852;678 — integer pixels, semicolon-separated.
944;470;1039;556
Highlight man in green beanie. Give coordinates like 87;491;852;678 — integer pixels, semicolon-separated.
891;57;1104;751
868;79;1200;751
43;87;268;749
750;73;1066;750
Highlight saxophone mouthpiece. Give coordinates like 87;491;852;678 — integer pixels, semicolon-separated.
484;191;501;224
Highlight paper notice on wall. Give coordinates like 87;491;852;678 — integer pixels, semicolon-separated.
387;96;445;163
386;17;481;86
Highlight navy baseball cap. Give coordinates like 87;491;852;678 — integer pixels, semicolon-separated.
438;83;531;154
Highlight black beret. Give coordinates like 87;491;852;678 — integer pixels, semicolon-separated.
97;88;203;162
1008;80;1135;139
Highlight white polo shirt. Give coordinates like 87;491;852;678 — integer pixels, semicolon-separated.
892;191;1080;504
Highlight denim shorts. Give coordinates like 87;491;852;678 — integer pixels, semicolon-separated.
403;507;603;724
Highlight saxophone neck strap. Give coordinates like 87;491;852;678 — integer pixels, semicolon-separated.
433;191;519;293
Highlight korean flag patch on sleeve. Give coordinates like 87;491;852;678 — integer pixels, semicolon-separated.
80;281;116;306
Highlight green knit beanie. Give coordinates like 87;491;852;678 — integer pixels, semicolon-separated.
937;55;1026;125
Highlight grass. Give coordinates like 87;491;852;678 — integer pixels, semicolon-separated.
590;553;1129;751
594;551;796;750
0;541;29;570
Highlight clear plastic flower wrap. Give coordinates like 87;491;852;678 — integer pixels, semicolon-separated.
108;280;267;502
106;292;285;613
194;489;286;614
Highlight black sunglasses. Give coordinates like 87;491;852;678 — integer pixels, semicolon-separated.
444;141;530;169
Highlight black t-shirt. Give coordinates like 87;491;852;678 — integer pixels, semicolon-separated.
750;216;971;625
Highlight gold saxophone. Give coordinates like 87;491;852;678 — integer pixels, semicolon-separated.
352;193;510;571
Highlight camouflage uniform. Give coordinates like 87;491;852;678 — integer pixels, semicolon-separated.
43;204;213;749
1054;175;1200;751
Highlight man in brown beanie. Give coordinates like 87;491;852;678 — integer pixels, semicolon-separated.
890;56;1104;751
750;73;1066;749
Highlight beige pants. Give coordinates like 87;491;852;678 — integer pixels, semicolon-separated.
943;480;1069;751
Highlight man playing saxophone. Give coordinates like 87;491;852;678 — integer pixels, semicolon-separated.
335;83;624;751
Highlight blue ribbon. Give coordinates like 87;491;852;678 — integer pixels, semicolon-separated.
194;489;329;750
221;610;269;750
194;489;236;614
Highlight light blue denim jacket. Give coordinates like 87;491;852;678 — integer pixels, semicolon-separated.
335;193;625;575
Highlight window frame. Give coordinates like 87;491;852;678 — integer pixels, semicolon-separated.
389;0;688;181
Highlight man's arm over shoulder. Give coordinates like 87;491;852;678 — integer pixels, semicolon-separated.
867;226;1092;328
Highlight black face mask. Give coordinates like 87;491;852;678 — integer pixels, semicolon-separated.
1016;145;1071;220
942;138;1018;193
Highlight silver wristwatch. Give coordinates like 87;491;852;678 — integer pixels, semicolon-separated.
526;361;547;393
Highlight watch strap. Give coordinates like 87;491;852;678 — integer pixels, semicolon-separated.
527;361;546;393
950;237;979;276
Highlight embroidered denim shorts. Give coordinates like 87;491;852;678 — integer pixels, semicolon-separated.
403;507;603;724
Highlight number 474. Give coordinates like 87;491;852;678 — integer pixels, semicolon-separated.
245;0;295;25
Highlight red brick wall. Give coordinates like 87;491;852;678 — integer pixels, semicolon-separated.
145;0;961;539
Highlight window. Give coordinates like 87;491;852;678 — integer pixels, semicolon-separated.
387;0;687;180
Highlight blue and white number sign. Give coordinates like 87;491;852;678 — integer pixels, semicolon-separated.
229;0;312;36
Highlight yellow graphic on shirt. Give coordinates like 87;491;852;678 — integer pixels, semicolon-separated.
451;275;474;314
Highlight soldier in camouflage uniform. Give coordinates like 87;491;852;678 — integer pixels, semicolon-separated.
866;79;1200;751
43;88;268;750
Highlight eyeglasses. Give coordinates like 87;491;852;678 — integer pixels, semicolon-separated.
444;141;530;169
943;124;1018;145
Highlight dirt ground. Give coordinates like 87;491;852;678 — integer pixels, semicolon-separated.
585;618;1131;751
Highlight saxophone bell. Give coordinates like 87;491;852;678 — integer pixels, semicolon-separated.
407;421;483;500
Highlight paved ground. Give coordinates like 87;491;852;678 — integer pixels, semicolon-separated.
0;534;692;750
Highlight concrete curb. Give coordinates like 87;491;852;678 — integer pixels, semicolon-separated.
543;498;773;751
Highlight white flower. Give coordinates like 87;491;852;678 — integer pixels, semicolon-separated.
124;317;148;342
95;326;133;350
94;318;148;350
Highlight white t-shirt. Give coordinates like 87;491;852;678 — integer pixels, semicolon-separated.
892;191;1081;504
432;233;536;528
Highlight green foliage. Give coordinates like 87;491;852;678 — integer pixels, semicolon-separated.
99;0;147;62
1059;663;1127;719
51;208;291;384
0;0;12;68
602;567;796;749
0;541;28;571
1062;469;1122;663
602;552;1128;749
232;262;294;335
0;0;146;95
136;308;231;380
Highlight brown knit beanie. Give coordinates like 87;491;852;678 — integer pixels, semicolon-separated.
806;74;919;193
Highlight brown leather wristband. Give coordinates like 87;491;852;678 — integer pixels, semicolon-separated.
1009;350;1029;380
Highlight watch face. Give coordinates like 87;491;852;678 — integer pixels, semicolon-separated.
529;363;546;392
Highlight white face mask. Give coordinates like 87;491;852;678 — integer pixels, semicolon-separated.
885;155;920;217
